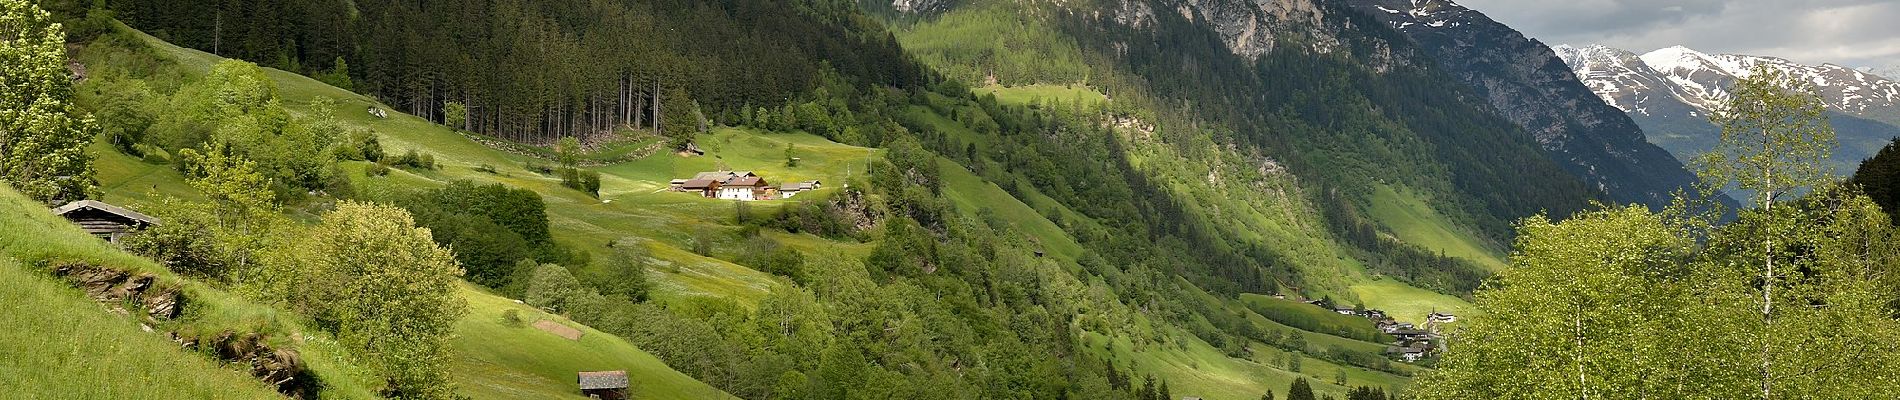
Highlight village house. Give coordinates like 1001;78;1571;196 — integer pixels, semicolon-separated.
1389;328;1433;343
679;179;721;197
577;370;629;400
1393;342;1433;362
718;176;771;201
778;180;822;198
1332;305;1358;316
1427;311;1457;324
1379;321;1415;334
52;200;158;244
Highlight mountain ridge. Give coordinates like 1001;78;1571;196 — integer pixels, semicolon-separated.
1556;43;1900;179
1338;0;1717;209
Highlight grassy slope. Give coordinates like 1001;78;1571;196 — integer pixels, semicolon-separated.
974;84;1108;108
90;16;1478;400
0;185;377;399
451;284;735;400
1365;185;1506;271
891;5;1502;397
1349;279;1479;325
0;256;280;400
95;28;736;399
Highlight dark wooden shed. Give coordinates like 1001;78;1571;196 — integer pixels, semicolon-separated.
52;200;158;243
577;370;629;400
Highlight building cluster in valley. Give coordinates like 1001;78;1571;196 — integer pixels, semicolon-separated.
669;170;821;201
1303;297;1456;363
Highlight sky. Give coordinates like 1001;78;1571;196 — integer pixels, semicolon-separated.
1452;0;1900;70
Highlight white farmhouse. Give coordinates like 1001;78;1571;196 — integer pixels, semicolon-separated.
718;176;769;201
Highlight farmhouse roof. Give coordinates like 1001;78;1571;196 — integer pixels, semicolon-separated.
52;200;159;225
726;176;765;187
577;370;629;390
681;179;719;189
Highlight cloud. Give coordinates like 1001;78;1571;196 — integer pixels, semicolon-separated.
1453;0;1900;68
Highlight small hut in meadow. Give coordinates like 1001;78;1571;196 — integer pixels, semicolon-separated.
52;200;158;243
577;370;629;400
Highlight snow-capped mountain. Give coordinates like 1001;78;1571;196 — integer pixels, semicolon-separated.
1340;0;1719;208
1868;66;1900;82
1556;44;1900;177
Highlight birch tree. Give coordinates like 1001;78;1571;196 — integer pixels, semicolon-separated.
1694;65;1837;400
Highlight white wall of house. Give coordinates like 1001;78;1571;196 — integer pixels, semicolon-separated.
718;187;756;201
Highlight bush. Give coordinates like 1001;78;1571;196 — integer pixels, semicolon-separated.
475;164;498;174
737;236;805;283
587;244;652;303
121;217;229;280
560;167;601;197
523;263;604;318
390;149;435;170
500;309;525;327
353;131;385;163
366;163;390;177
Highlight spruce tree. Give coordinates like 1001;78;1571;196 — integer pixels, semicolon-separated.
1287;378;1315;400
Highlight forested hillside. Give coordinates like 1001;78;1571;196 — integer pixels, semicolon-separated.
100;0;924;145
29;0;1451;397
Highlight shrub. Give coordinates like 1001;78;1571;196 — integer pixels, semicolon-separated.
500;309;525;327
559;167;601;197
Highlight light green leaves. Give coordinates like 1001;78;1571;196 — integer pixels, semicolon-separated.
1696;65;1838;205
0;0;98;204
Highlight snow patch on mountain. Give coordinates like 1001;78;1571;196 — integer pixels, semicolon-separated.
1563;45;1900;117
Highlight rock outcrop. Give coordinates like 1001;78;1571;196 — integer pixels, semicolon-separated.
1340;0;1721;208
49;261;316;399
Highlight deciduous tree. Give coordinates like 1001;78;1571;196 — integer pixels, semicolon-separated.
0;0;98;204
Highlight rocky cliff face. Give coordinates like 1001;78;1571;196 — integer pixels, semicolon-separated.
1339;0;1714;208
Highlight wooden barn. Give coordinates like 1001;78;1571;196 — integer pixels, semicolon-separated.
52;200;158;243
577;370;629;400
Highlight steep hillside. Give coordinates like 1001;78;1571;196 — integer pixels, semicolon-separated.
1556;44;1900;180
69;24;739;400
1338;0;1715;209
0;233;280;399
0;182;377;399
51;0;1512;398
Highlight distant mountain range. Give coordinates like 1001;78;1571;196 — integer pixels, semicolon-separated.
1554;44;1900;179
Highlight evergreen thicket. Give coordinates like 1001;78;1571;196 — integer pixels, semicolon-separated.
106;0;929;145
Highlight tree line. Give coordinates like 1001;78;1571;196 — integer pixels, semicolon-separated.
102;0;930;146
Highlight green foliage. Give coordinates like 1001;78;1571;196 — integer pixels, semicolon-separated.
560;167;602;197
390;148;436;170
589;244;652;303
1697;65;1838;204
524;263;601;316
0;0;99;204
1853;138;1900;221
441;101;467;131
1286;378;1315;400
268;201;467;399
554;137;580;169
120;204;229;280
1416;195;1900;398
897;4;1092;86
313;56;352;91
394;180;554;288
1240;295;1390;343
736;236;806;283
